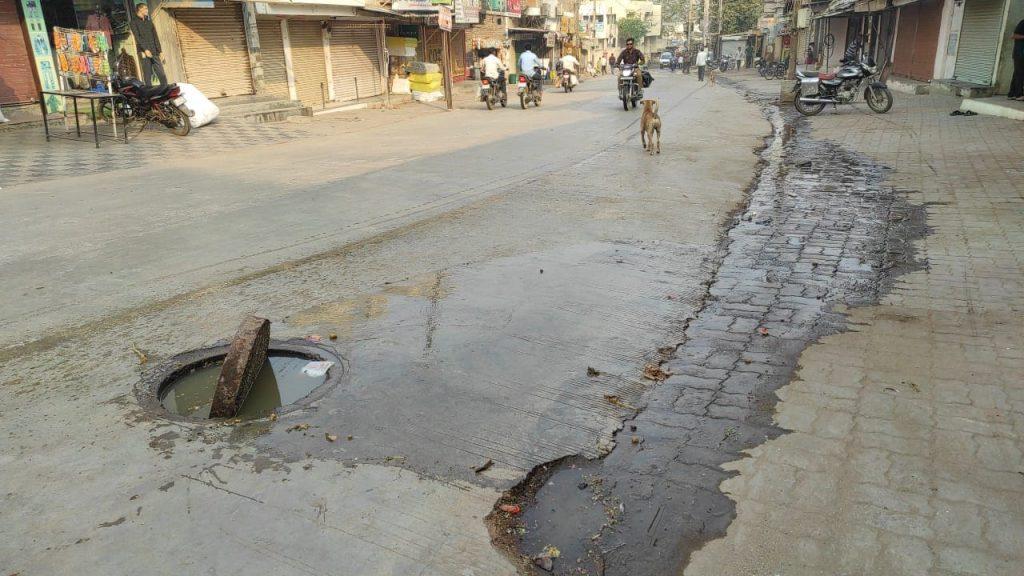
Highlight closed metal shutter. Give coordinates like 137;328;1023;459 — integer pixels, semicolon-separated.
257;18;290;100
893;0;943;81
174;1;253;97
0;0;37;104
954;0;1005;85
330;23;383;102
288;20;328;107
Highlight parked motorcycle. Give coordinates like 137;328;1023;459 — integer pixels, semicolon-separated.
480;74;507;110
793;57;893;116
518;68;546;109
103;72;192;136
618;64;645;111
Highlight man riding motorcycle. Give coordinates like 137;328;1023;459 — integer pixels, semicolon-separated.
481;48;506;89
615;38;645;68
519;44;544;93
559;53;580;88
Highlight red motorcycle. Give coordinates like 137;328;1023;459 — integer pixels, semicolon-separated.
103;63;192;136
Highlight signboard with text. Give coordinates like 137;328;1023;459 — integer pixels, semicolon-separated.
454;0;481;23
483;0;520;16
19;0;62;112
437;5;452;31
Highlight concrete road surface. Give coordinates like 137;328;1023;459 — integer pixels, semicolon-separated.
0;73;767;575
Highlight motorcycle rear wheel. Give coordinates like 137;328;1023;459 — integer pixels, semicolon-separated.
865;86;893;114
794;93;826;116
520;92;527;109
622;97;629;111
500;91;507;107
485;94;493;110
165;104;191;136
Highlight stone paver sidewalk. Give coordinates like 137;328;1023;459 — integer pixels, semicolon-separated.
687;75;1024;575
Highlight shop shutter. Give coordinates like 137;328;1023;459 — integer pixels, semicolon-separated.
330;23;383;102
954;0;1004;85
0;0;37;104
287;20;328;107
174;1;253;97
256;18;290;100
893;0;943;81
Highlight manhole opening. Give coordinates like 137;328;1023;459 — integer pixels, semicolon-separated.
139;340;342;422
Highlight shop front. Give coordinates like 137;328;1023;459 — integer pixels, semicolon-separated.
0;0;38;105
953;0;1007;87
331;21;385;101
891;0;944;81
172;0;253;97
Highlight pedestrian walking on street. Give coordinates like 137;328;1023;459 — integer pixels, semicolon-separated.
696;46;709;82
735;46;744;70
805;41;818;67
129;2;166;86
598;55;607;75
1010;17;1024;100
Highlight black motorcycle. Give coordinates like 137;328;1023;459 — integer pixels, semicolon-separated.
793;57;893;116
517;68;546;109
617;64;646;111
103;64;192;136
480;73;508;110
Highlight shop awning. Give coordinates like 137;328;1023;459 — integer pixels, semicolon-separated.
854;0;888;12
508;27;549;34
817;0;855;18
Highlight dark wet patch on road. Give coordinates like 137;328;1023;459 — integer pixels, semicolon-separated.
499;89;928;574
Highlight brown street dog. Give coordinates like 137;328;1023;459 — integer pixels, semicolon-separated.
640;99;661;155
707;67;717;86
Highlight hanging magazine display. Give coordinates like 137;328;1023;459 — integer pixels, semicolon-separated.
53;27;113;87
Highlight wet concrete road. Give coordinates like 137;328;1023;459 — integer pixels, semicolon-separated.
0;74;767;575
515;89;925;575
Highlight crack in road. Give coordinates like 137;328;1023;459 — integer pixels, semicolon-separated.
493;84;929;575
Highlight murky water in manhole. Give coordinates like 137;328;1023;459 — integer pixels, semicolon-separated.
160;355;326;419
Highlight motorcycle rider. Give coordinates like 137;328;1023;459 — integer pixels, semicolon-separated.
481;47;506;92
519;44;543;93
614;38;645;69
560;52;580;88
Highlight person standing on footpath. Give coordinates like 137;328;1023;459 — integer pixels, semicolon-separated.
1009;17;1024;101
696;45;709;82
130;2;166;86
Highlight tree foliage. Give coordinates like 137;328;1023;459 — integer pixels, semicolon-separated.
721;0;761;34
617;14;649;43
659;0;761;35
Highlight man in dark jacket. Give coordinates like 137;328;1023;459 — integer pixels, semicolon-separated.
1010;18;1024;100
615;38;645;67
129;2;165;85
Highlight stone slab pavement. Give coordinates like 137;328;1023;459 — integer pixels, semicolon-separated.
687;72;1024;575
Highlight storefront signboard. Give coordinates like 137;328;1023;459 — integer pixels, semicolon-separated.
19;0;62;112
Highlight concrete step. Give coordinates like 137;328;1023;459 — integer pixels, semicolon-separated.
215;97;311;123
931;79;994;99
960;97;1024;121
887;75;930;95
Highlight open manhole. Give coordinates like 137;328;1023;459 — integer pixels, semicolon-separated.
138;340;343;422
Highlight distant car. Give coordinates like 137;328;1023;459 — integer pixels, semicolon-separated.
659;52;673;69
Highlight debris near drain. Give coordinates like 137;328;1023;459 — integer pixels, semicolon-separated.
603;394;636;410
499;504;521;515
474;459;494;474
209;315;271;418
533;555;554;572
642;363;670;381
287;423;311;433
587;367;602;377
757;327;770;336
130;343;148;365
325;433;338;442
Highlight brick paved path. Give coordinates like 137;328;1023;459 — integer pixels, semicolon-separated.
0;118;310;188
686;76;1024;576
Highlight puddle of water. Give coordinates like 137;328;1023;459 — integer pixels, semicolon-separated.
160;355;326;419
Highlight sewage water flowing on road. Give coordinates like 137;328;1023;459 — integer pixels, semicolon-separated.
498;90;928;575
